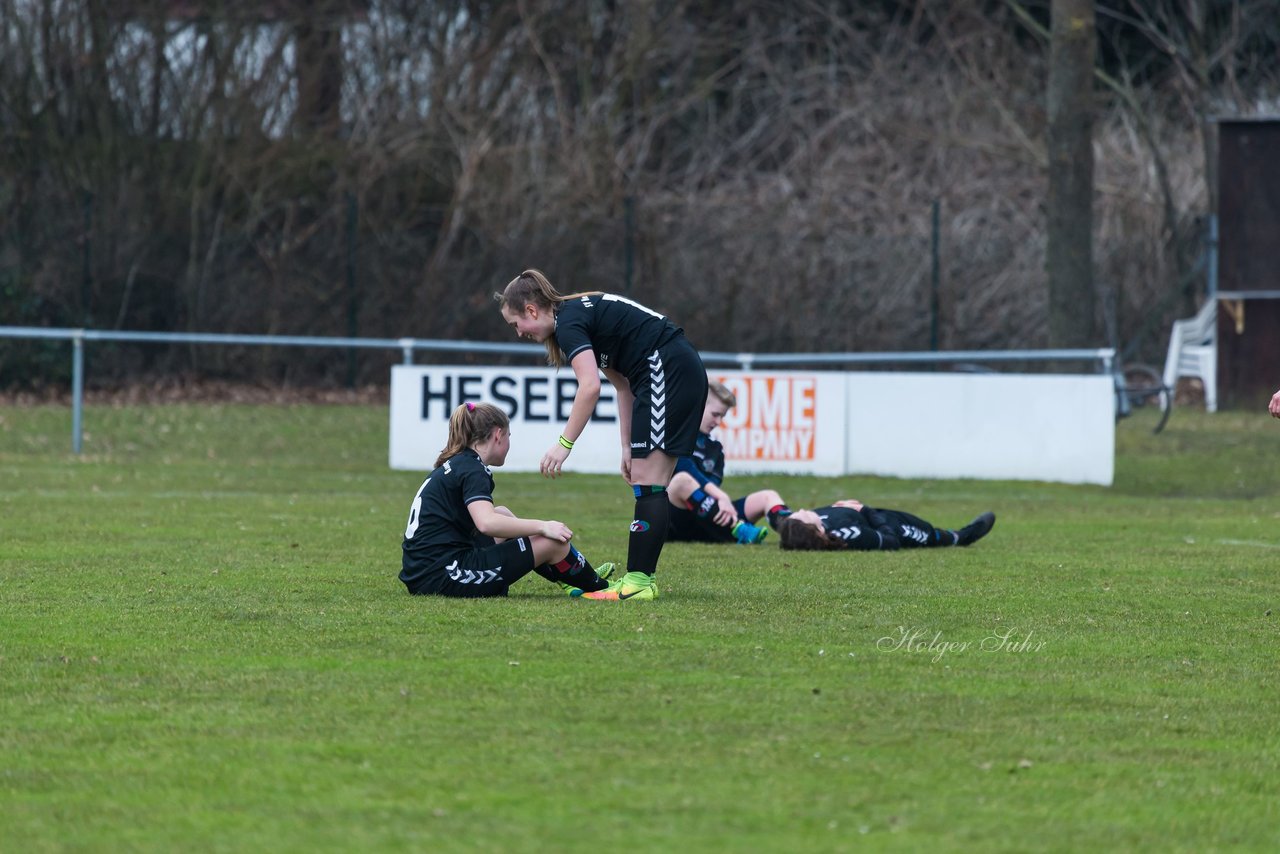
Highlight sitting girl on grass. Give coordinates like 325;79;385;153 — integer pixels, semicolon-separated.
399;402;614;598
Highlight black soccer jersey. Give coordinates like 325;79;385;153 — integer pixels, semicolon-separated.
400;449;496;589
674;432;725;488
813;505;944;551
553;293;683;383
813;505;895;551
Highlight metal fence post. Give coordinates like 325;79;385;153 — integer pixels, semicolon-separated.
346;192;359;387
931;198;940;352
1207;213;1218;299
72;332;84;454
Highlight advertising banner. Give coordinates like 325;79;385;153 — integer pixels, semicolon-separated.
390;366;847;475
389;365;624;473
389;365;1113;484
708;371;847;476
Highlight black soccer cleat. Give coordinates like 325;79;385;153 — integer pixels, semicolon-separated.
957;511;996;546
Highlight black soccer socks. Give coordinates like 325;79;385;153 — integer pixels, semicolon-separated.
766;504;793;530
627;486;669;576
534;544;608;591
555;544;608;591
687;486;716;518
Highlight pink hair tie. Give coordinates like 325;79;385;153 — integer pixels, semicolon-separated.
465;402;476;411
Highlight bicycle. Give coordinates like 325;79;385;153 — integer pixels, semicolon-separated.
1113;360;1171;434
1102;288;1175;435
951;356;1169;432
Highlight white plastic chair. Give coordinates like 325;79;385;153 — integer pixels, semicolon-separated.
1162;300;1217;412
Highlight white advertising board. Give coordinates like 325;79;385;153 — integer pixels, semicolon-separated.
389;366;848;475
389;365;1114;485
389;365;624;473
843;372;1114;485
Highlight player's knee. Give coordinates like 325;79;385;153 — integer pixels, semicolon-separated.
632;452;676;486
667;471;696;498
531;536;570;565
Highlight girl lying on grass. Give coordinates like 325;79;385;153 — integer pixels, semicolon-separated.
778;499;995;551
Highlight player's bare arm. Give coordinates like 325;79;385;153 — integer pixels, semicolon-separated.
468;500;572;542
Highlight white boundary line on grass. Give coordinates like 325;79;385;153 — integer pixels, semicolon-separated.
1217;538;1280;549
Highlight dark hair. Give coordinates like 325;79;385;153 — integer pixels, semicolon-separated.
435;402;509;468
494;269;601;367
779;516;845;550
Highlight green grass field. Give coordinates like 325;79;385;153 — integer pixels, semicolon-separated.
2;401;1278;852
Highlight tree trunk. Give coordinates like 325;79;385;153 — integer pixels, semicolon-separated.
1046;0;1097;348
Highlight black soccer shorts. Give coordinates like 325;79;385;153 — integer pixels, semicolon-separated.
411;536;538;598
627;337;708;459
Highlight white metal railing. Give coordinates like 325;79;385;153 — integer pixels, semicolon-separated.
0;325;1114;454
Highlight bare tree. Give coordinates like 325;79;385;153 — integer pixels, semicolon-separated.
1046;0;1098;348
4;0;1279;389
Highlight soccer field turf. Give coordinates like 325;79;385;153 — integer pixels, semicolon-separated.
2;402;1278;851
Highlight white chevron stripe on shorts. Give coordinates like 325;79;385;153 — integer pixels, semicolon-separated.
648;350;666;448
901;525;929;544
446;560;501;584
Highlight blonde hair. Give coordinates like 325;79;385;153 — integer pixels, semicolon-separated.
435;402;509;468
708;379;736;409
494;268;601;367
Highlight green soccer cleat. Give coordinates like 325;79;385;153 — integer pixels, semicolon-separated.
578;570;658;601
561;561;618;597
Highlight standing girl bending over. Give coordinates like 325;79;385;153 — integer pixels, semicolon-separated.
400;402;614;598
496;270;708;601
